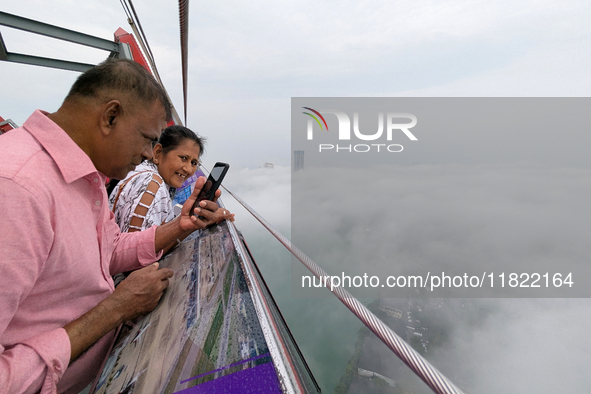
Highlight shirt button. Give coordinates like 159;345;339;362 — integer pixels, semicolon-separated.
93;178;99;183
95;201;101;206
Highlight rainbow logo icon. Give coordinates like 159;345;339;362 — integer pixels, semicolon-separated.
302;107;329;131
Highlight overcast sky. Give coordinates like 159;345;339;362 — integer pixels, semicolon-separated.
2;1;591;392
1;0;590;169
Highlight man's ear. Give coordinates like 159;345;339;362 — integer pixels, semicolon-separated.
100;100;122;136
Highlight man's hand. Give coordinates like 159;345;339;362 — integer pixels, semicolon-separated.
109;263;173;321
64;263;172;361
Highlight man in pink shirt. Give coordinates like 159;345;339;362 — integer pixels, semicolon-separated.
0;60;225;394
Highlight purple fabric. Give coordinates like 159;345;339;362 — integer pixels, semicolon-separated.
181;170;204;188
180;353;271;384
173;362;282;394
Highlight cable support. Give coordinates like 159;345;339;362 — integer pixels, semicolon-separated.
118;0;184;125
126;0;156;64
118;0;132;20
178;0;190;126
119;0;160;81
213;179;466;394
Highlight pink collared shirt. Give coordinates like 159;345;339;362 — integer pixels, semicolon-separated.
0;110;162;394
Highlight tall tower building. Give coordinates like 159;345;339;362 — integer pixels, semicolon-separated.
293;150;304;171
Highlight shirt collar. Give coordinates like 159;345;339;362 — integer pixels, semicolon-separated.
135;160;158;173
23;110;98;184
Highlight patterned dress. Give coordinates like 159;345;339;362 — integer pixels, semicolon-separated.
109;161;175;232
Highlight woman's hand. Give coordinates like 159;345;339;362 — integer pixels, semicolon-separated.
179;176;234;230
213;207;235;224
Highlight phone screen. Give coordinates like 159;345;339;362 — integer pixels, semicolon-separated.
197;179;213;202
209;166;225;182
196;166;224;202
192;163;229;215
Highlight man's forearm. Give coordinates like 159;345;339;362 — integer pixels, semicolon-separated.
64;263;173;361
63;296;124;361
154;216;193;253
154;196;232;254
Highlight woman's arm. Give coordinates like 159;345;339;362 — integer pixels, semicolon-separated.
127;173;169;232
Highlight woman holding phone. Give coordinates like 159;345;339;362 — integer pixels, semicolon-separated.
109;125;234;237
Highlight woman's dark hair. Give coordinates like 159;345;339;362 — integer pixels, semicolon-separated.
158;125;206;158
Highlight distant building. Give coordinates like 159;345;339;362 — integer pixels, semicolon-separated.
294;150;304;171
379;306;403;319
263;162;274;169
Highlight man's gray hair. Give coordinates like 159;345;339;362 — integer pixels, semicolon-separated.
65;59;172;121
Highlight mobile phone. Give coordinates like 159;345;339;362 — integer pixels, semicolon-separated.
191;162;230;215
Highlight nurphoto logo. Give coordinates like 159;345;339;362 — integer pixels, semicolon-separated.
301;107;418;153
